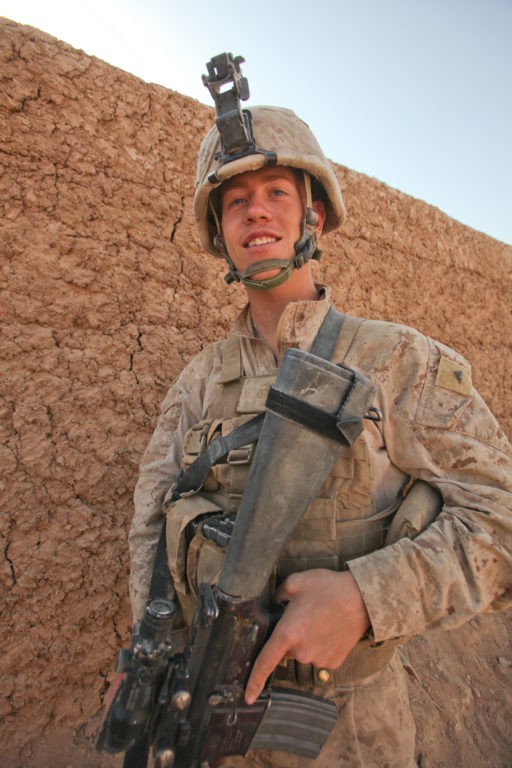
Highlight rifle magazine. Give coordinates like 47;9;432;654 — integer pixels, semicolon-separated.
251;687;338;758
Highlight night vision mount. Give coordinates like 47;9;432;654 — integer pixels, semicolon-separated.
202;53;260;166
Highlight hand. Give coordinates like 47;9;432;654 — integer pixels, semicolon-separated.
245;569;370;704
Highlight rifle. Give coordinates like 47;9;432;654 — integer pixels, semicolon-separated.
96;340;376;767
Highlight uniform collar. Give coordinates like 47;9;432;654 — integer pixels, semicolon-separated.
232;284;332;360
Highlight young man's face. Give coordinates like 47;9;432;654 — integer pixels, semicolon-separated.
219;166;324;280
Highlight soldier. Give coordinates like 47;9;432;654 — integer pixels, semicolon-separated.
129;73;512;767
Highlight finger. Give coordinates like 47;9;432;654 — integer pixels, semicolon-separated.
245;631;290;705
275;570;309;604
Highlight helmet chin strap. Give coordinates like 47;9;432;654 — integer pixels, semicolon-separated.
213;172;323;291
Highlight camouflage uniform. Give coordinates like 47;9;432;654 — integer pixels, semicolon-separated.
129;285;512;768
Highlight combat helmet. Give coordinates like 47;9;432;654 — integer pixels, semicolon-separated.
194;54;346;290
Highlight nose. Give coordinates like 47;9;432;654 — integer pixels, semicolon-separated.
244;191;271;222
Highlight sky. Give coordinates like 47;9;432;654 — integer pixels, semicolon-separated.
2;0;511;245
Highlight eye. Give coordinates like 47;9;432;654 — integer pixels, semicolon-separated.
270;187;287;197
222;193;246;212
229;192;247;206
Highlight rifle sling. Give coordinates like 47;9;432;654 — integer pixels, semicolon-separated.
173;412;265;498
148;306;345;602
310;305;345;359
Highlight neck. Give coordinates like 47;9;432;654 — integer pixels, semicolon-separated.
246;268;320;358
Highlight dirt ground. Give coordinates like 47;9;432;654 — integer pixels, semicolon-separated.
1;17;511;768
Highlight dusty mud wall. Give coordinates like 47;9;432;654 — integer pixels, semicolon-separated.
1;18;511;768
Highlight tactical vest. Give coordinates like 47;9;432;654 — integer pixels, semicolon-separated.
167;318;395;590
165;322;441;685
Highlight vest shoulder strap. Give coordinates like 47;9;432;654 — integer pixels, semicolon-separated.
310;307;345;359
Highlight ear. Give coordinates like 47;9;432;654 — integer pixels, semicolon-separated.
312;200;326;237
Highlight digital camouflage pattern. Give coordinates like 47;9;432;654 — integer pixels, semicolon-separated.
129;284;512;766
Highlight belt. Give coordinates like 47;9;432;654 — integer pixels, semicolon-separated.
274;637;400;688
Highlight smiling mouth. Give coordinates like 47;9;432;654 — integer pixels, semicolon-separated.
245;236;279;248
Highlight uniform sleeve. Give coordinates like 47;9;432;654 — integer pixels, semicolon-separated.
348;331;512;643
128;352;212;621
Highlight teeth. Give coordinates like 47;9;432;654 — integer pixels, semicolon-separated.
247;237;277;248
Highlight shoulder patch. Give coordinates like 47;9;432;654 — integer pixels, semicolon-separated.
435;356;472;396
